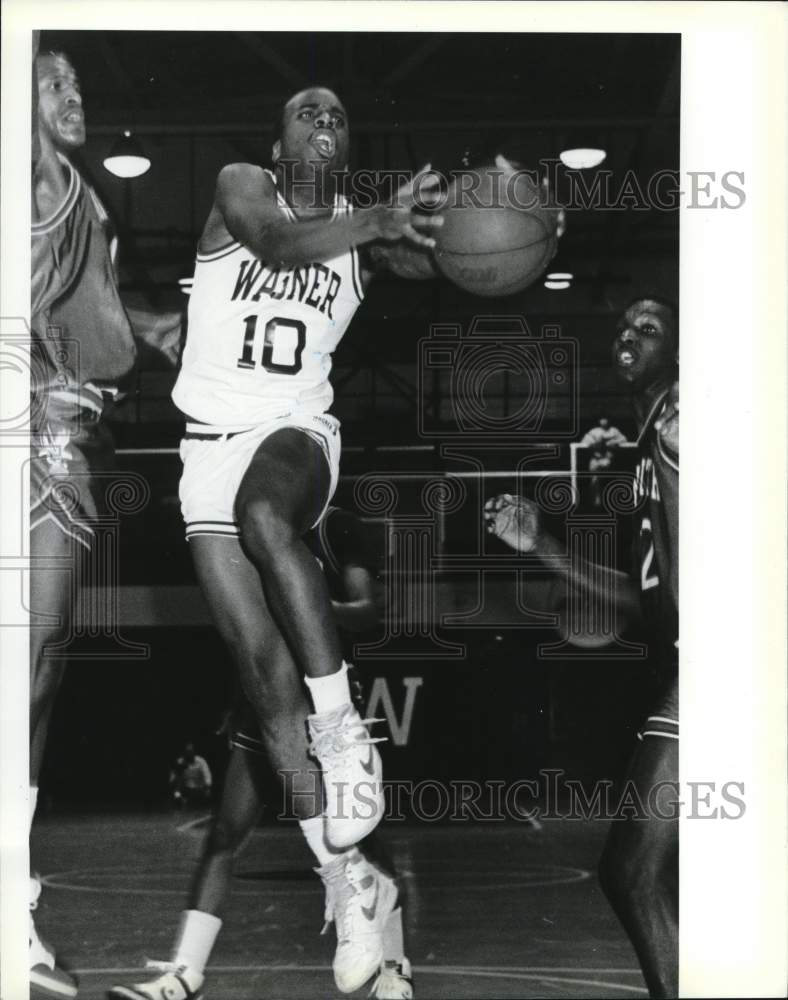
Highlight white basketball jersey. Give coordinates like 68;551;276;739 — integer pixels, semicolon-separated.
173;172;364;427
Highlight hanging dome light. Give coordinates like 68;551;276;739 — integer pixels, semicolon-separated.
103;130;151;178
559;148;606;170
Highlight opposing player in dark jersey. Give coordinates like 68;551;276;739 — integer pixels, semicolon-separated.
599;298;678;999
484;297;679;998
30;35;180;999
109;506;413;1000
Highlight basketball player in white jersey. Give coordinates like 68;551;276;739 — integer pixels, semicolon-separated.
155;87;439;998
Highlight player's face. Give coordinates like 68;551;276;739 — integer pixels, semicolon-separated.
612;300;677;390
274;87;349;171
37;54;85;151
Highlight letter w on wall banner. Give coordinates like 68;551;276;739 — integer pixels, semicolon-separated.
365;677;423;747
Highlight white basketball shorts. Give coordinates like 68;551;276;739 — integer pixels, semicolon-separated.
179;410;341;540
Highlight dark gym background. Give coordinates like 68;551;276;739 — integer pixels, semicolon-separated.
37;30;679;816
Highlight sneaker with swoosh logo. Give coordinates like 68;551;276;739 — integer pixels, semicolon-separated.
308;704;386;849
107;961;204;1000
317;848;398;994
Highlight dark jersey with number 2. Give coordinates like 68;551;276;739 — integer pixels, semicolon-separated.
633;383;679;670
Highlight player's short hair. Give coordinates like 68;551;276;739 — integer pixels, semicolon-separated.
37;49;75;68
273;83;346;140
624;294;679;344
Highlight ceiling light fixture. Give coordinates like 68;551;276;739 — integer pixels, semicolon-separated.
544;280;571;290
103;130;151;178
559;148;606;170
546;272;574;281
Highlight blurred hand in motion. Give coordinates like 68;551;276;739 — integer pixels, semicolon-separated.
484;493;543;553
376;164;444;248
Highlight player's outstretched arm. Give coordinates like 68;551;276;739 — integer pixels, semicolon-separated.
364;240;438;280
484;493;641;624
214;163;443;269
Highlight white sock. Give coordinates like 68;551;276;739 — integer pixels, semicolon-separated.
305;661;352;715
383;907;405;962
29;787;38;833
172;909;222;975
299;815;346;868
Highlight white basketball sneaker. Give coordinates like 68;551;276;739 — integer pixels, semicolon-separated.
30;877;78;999
107;961;204;1000
317;848;398;994
369;958;414;999
308;704;385;849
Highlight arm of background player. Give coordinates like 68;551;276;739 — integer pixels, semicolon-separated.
124;297;185;369
214;163;442;268
485;494;642;632
331;564;380;633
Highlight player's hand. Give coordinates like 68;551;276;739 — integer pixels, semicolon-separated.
484;493;543;553
375;165;444;249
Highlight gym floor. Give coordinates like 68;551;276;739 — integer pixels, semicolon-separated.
31;812;647;999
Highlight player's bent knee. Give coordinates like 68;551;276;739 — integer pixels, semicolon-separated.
236;495;298;554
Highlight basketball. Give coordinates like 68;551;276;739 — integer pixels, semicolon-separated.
434;164;560;297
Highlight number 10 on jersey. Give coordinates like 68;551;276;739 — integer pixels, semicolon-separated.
237;314;306;375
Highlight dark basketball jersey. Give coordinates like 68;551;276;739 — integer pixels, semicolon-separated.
633;384;679;666
31;154;136;415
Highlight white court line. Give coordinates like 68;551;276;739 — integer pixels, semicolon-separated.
69;964;647;994
41;864;590;896
71;965;646;974
175;813;212;833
